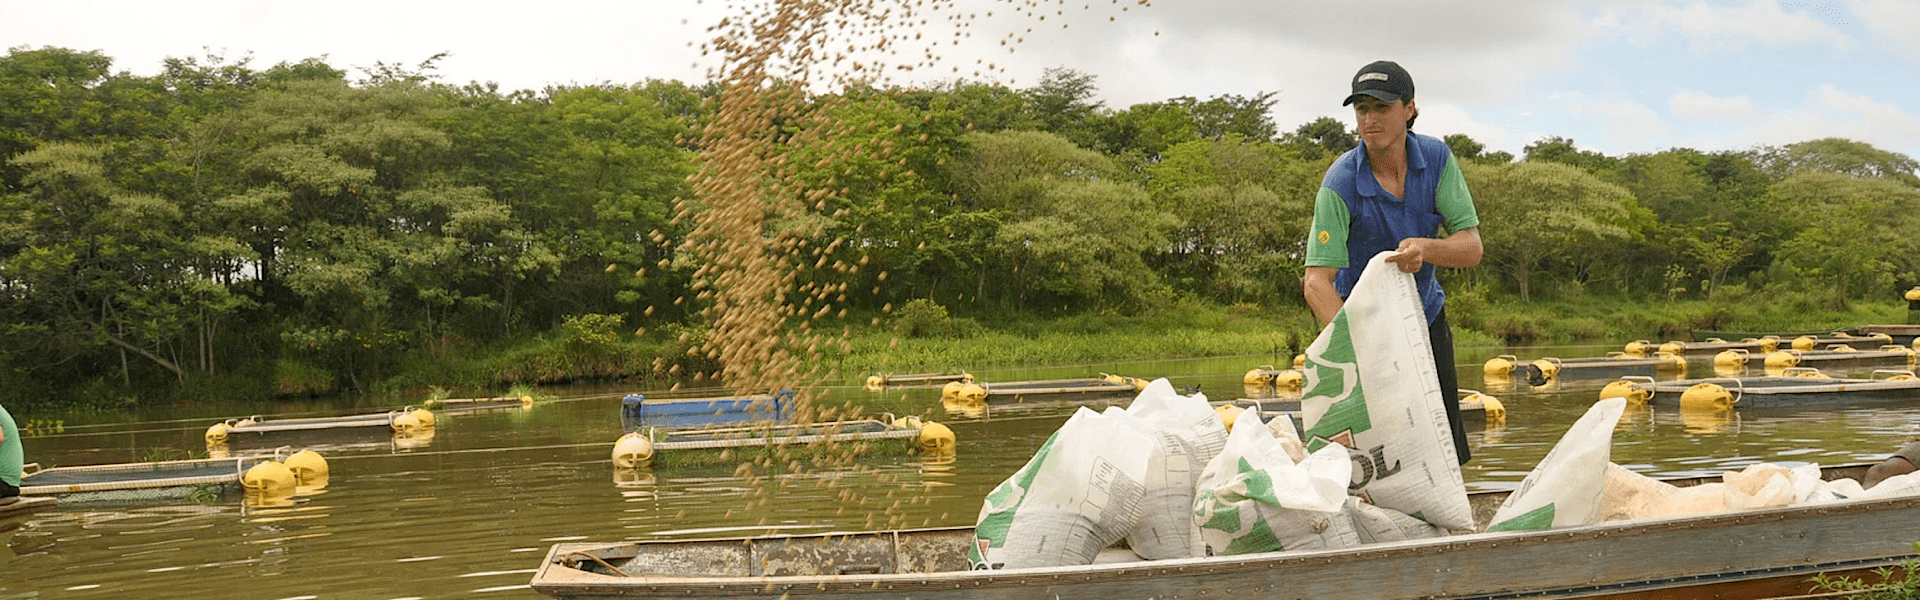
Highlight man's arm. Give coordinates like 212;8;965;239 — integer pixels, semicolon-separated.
1384;227;1482;273
1303;266;1344;327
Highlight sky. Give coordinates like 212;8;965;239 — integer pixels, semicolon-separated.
4;0;1920;161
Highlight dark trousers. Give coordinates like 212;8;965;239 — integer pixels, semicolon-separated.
1430;309;1471;465
0;480;16;498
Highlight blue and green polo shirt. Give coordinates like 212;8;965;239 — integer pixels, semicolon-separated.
1305;131;1479;325
0;403;19;488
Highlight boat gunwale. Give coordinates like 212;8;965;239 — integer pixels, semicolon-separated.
20;457;266;495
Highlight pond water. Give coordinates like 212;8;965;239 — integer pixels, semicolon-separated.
5;346;1920;599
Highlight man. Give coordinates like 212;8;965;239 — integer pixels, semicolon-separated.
0;402;19;498
1865;440;1920;489
1303;60;1483;464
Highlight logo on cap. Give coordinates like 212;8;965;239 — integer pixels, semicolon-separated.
1358;73;1389;83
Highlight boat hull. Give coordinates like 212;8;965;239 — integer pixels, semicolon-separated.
534;466;1895;600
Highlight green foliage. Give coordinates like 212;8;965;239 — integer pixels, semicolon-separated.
893;299;952;338
1808;543;1920;599
6;45;1920;409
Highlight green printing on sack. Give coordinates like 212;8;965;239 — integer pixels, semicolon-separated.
1304;311;1372;450
1198;495;1242;534
972;429;1062;551
1234;457;1280;505
1222;518;1282;555
1487;503;1556;532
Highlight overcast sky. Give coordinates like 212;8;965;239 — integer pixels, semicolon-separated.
5;0;1919;161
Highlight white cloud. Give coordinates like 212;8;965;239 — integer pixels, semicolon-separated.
1845;0;1920;62
1670;90;1762;121
1413;102;1522;156
1565;96;1678;151
1595;0;1856;53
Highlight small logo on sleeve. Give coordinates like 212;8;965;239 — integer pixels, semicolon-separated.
1317;230;1331;244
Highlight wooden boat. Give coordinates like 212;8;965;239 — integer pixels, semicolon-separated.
1222;391;1492;424
1763;347;1917;373
424;395;533;412
532;464;1913;600
870;372;973;386
1687;328;1850;342
1628;370;1920;408
630;418;926;467
981;378;1139;403
225;411;404;435
1859;324;1920;346
19;457;271;504
620;390;794;430
1504;353;1687;382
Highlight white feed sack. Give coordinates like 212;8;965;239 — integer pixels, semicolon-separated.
1192;411;1359;555
1595;464;1678;522
1488;398;1627;531
1300;251;1474;531
1122;382;1230;560
1126;377;1229;468
970;407;1153;570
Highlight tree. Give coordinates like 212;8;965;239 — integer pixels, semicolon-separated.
1466;160;1639;301
1022;67;1105;148
1752;138;1920;187
1767;172;1920;302
1279;117;1356;160
1524;136;1618;175
951;130;1174;309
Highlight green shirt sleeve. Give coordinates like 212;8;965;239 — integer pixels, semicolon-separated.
1437;153;1479;235
1304;187;1350;268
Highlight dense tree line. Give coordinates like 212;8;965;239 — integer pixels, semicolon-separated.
3;47;1917;406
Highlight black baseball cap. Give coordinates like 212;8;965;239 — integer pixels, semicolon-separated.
1342;60;1414;106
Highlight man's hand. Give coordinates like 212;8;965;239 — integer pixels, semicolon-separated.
1387;238;1426;273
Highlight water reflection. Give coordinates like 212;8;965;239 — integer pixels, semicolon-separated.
1679;406;1739;434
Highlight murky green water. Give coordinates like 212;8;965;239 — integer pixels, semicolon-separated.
6;348;1920;599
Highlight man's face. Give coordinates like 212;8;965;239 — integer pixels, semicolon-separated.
1351;96;1415;153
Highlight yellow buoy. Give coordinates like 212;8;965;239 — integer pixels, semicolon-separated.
1483;355;1515;377
1214;404;1245;432
1829;344;1858;353
205;422;230;444
242;461;297;495
1623;340;1653;357
864;375;885;390
1601;380;1651;404
1658;341;1687;356
612;432;654;468
1907;288;1920;302
1751;337;1780;353
391;411;423;434
1655;352;1688;373
1243;367;1273;386
283;449;329;483
1477;396;1507;422
1714;350;1747;368
1530;359;1561;380
917;421;956;455
409;408;436;428
1293;354;1306;370
1792;335;1817;351
1130;377;1149;392
1679;382;1736;410
520;394;536;407
941;380;965;400
1764;350;1801;370
1274;369;1304;390
958;383;986;403
960;371;975;383
1102;373;1126;385
1871;333;1894;344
